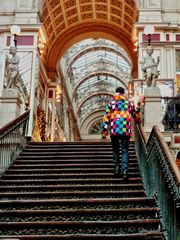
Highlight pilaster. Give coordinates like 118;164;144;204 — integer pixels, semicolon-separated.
0;89;22;128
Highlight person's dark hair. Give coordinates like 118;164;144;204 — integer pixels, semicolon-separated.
116;87;124;94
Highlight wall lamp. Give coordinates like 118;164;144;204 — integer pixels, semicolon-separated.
144;25;154;46
10;25;21;48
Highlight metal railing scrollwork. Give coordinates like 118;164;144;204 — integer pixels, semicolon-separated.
0;110;30;175
134;123;180;240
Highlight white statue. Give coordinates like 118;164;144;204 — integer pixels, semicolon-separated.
5;46;20;89
5;46;28;102
140;45;160;87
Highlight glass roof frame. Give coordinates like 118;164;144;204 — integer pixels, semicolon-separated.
60;38;132;133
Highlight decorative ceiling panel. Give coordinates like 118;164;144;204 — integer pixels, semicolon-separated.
110;0;122;9
54;14;64;26
111;7;122;17
96;0;108;3
80;0;92;4
80;5;93;12
95;4;108;12
49;0;61;9
52;6;62;18
63;0;77;10
81;13;93;20
65;8;78;18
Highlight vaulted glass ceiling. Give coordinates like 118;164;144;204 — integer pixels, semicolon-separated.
60;38;132;135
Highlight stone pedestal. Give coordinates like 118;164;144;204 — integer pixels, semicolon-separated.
0;89;22;128
143;87;164;132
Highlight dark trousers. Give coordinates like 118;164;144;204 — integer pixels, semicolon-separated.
111;135;130;174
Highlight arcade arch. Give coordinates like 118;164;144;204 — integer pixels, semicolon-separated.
59;38;132;135
40;0;138;138
41;0;138;77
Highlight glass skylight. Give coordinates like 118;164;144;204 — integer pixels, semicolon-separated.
60;38;132;134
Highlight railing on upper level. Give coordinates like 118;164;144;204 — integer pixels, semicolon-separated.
134;123;180;240
138;96;180;132
162;97;180;132
0;110;30;175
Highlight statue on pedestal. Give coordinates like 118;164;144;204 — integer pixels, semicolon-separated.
4;46;28;102
140;45;164;132
5;46;20;89
140;45;160;87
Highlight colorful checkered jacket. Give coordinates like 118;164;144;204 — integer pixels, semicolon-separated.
101;93;141;138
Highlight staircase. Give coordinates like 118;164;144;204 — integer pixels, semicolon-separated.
0;141;165;239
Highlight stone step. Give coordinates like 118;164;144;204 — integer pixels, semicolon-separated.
26;141;134;145
8;164;140;170
20;152;116;156
0;198;157;210
0;219;161;236
13;159;139;165
0;183;144;191
0;178;143;185
21;149;136;153
0;189;146;200
1;173;142;180
5;168;141;174
0;208;158;222
22;149;135;154
0;232;165;239
26;142;134;147
15;155;137;160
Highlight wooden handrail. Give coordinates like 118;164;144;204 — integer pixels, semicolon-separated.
139;124;148;143
0;110;30;137
154;125;180;186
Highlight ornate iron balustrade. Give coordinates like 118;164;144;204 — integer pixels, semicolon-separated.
0;110;30;175
134;123;180;240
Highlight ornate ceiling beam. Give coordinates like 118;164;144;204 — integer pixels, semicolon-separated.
76;91;113;116
72;71;128;99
